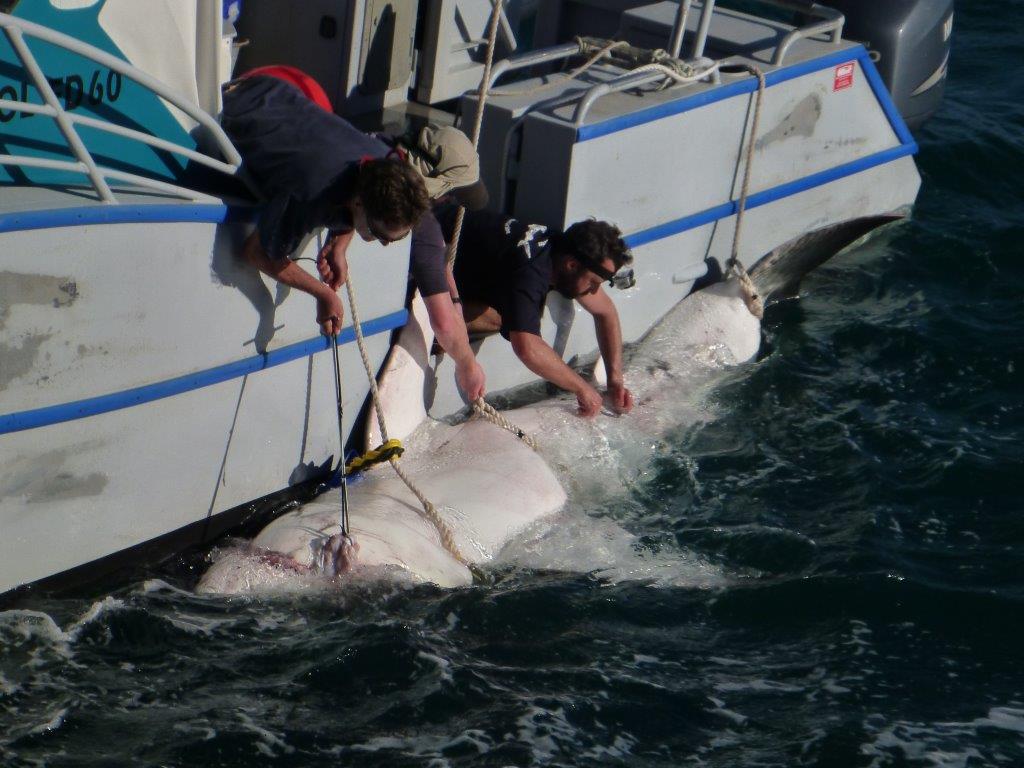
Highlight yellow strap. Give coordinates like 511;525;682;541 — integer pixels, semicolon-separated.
345;439;405;473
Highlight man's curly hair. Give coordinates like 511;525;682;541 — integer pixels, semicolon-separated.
356;158;431;230
555;219;632;271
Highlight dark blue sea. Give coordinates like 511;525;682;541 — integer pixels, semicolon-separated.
3;3;1022;765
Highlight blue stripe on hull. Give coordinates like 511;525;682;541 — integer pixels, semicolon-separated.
576;47;911;143
0;49;916;436
0;309;408;435
575;48;917;250
623;142;917;249
0;203;255;234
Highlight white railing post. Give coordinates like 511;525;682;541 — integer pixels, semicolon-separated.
3;25;115;202
0;11;248;203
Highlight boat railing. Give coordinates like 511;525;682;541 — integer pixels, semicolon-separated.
751;0;845;65
669;0;845;63
569;2;843;125
0;12;243;205
482;0;845;210
488;0;844;95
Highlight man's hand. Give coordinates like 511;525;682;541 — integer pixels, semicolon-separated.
316;290;345;337
317;232;352;290
607;381;634;414
575;384;604;418
455;357;486;402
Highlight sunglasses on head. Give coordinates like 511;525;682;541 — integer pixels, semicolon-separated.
575;253;637;290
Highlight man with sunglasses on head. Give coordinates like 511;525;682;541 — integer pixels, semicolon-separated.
221;69;430;339
439;207;636;418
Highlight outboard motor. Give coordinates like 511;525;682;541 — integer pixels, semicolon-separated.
824;0;954;131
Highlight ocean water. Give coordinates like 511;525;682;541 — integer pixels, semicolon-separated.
3;2;1023;765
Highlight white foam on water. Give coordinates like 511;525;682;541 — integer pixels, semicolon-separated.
343;728;495;758
706;696;750;726
416;650;455;685
27;708;68;737
65;596;127;642
172;721;217;741
974;706;1024;735
163;612;237;637
236;710;294;758
139;578;197;597
859;706;1024;768
708;656;749;667
579;732;639;761
492;509;725;588
0;610;74;659
515;703;587;764
713;679;805;694
0;670;19;696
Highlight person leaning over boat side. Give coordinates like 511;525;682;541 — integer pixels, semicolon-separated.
220;73;430;338
318;124;490;402
438;206;635;418
221;71;486;400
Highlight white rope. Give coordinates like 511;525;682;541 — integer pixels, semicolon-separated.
727;65;766;320
443;0;541;451
629;60;720;87
472;398;539;451
342;274;476;572
445;0;505;268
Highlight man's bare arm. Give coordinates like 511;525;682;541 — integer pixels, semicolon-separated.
509;331;603;417
242;231;344;336
423;292;486;401
316;229;353;290
577;287;633;413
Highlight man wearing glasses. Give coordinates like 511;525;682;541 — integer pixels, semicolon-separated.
439;207;636;418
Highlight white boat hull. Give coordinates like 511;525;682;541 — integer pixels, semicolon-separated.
0;218;409;595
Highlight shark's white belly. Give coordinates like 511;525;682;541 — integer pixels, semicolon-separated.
197;281;761;594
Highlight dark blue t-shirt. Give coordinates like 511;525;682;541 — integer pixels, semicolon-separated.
222;76;386;260
439;206;555;338
222;76;450;296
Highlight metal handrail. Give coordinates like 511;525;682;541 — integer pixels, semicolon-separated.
565;0;844;125
0;100;239;176
691;0;718;60
572;70;674;126
770;3;844;65
687;0;844;64
0;154;223;203
487;42;580;90
481;0;846;203
670;0;694;59
0;12;242;203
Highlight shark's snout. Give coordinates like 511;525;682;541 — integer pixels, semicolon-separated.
314;533;360;577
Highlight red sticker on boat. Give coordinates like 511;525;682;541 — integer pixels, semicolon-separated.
833;62;855;91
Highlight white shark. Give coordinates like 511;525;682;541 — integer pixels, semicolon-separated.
196;280;761;594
